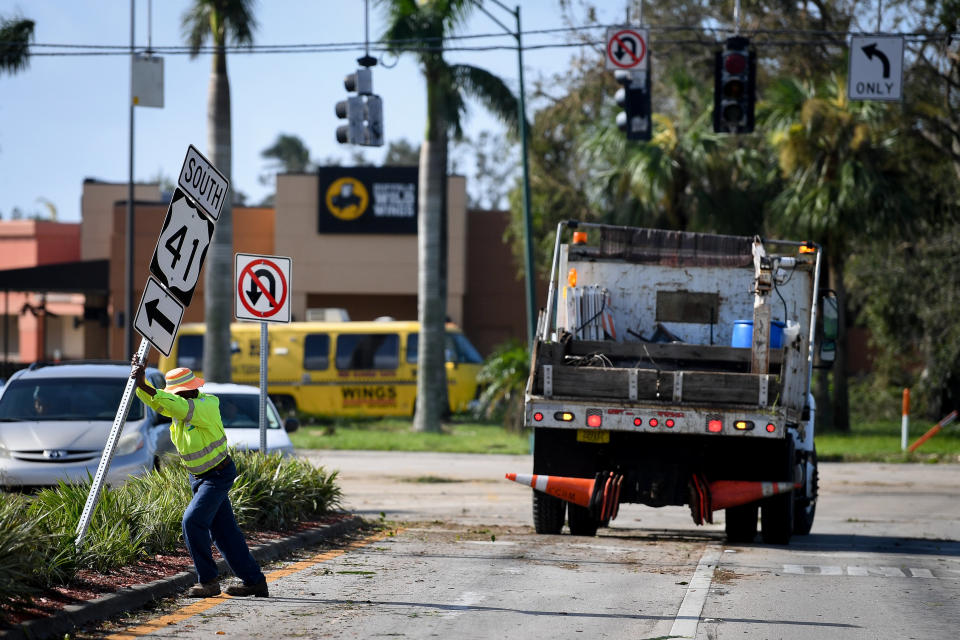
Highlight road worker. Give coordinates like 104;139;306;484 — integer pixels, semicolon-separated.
131;359;268;598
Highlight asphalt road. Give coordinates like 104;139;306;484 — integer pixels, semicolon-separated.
94;452;960;640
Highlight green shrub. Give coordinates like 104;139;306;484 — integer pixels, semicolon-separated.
474;341;529;431
0;451;342;620
230;450;341;530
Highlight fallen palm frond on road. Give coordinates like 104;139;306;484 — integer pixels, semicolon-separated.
0;450;341;623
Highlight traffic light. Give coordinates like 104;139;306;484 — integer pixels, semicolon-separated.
614;69;651;141
335;68;384;147
713;36;756;134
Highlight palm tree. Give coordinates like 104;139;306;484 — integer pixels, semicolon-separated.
380;0;519;432
261;133;312;174
761;75;913;431
182;0;257;383
0;16;34;76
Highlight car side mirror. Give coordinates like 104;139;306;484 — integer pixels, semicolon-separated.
284;417;299;433
817;292;838;366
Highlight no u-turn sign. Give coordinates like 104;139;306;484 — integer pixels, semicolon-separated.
235;253;292;323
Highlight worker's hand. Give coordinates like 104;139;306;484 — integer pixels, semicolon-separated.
130;357;144;382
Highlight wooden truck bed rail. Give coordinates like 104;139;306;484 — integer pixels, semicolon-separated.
531;339;784;407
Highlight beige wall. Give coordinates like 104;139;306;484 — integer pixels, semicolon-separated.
81;180;160;261
275;173;466;325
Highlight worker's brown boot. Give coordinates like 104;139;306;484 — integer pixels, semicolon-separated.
186;580;221;597
225;580;269;597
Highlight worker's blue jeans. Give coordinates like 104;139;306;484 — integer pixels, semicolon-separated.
183;458;265;586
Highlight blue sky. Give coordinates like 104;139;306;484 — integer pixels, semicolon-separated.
0;1;631;222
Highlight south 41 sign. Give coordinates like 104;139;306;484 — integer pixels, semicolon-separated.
149;188;215;307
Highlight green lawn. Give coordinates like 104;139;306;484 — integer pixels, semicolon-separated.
289;416;531;455
290;415;960;462
816;418;960;462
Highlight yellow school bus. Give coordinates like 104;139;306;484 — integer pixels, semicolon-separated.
157;321;484;417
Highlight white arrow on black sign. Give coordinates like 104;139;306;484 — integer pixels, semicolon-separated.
134;276;185;357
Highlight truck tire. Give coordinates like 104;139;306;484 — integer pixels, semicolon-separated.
793;449;818;535
532;491;566;534
567;504;599;537
725;503;758;543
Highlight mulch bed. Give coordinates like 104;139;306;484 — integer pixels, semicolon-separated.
0;514;350;628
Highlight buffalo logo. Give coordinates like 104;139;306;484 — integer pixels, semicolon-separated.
326;177;369;221
43;450;68;459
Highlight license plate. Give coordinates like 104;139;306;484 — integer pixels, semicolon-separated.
577;429;610;444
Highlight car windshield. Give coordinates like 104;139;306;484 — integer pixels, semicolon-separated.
0;377;145;422
217;393;281;430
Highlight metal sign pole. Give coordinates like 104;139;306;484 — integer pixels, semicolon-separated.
259;321;267;454
75;337;150;548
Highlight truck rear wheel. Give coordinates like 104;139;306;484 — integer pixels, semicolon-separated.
532;491;566;534
725;503;758;543
567;504;599;537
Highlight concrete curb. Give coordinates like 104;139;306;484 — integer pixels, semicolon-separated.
1;515;364;640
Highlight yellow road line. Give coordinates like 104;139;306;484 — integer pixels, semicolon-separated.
107;528;396;640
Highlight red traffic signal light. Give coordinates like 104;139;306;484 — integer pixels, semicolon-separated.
714;37;756;134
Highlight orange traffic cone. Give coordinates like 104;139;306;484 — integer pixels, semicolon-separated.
506;472;625;522
505;473;595;508
710;480;797;511
689;474;800;525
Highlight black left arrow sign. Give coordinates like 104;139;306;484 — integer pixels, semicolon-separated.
862;43;891;78
144;298;175;334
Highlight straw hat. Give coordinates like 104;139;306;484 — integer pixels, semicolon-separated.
164;367;205;393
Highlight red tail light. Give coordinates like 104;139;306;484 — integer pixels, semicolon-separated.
665;419;675;428
533;412;543;422
707;419;723;433
633;417;643;427
587;414;602;428
649;418;659;427
766;423;776;433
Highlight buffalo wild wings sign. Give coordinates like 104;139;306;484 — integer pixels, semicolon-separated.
317;166;418;234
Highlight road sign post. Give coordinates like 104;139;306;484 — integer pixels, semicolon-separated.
235;253;293;453
77;145;227;550
75;339;150;548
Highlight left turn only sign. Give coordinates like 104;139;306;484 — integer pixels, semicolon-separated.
134;277;184;357
149;188;215;307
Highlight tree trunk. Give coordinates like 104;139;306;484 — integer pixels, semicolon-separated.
830;254;850;431
413;73;448;434
202;45;233;383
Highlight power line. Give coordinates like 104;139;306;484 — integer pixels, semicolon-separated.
5;23;956;58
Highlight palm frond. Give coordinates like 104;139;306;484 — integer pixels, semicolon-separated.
181;3;212;55
450;63;521;136
0;17;34;74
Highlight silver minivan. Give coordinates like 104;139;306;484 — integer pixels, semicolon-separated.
0;362;176;488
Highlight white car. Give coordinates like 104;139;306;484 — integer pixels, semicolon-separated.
202;383;298;457
0;362;176;488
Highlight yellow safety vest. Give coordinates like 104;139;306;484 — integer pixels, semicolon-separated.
136;386;229;475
